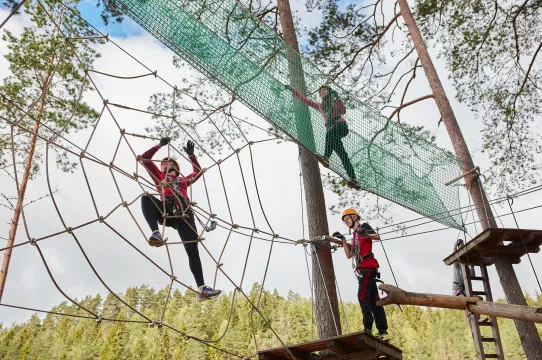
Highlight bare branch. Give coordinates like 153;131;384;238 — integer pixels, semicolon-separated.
387;94;434;121
512;0;530;62
331;12;402;82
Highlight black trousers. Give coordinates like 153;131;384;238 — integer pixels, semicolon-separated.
358;269;388;334
141;194;205;287
324;122;356;180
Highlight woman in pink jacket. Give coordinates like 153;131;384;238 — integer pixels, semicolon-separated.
139;137;221;302
285;84;358;189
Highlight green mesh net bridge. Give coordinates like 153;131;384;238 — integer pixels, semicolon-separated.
113;0;462;229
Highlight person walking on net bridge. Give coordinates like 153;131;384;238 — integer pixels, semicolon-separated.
139;137;221;302
284;83;360;190
333;208;389;340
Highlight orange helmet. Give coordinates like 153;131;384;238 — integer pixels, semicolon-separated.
342;208;359;221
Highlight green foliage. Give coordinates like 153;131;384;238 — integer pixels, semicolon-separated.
1;284;539;359
415;0;542;195
0;0;105;209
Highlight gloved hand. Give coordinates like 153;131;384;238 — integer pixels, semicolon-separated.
284;84;293;91
355;225;369;238
184;140;195;156
159;137;171;147
332;231;345;241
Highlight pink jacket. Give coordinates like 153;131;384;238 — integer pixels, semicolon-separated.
140;144;201;200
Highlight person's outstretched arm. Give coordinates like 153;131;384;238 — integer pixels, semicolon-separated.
285;85;322;110
181;140;202;184
140;138;169;183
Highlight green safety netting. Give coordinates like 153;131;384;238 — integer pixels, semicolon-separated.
113;0;462;229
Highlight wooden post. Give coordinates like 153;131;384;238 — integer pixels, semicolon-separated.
396;0;542;357
377;285;542;324
276;0;342;342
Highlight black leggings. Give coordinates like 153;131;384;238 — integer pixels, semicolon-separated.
141;195;205;287
324;122;356;180
358;269;388;333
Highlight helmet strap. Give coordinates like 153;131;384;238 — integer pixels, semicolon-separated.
348;214;359;229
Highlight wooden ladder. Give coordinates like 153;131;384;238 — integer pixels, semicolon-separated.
461;264;505;359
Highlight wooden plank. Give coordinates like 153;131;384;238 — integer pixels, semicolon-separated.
258;331;403;359
283;349;313;360
357;334;403;359
494;245;539;254
494;230;511;246
443;229;542;266
326;340;356;354
443;229;493;265
519;231;535;245
318;349;378;360
259;354;282;360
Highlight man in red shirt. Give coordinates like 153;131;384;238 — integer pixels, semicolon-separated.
139;137;221;302
333;208;389;340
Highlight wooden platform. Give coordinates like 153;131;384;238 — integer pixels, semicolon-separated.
257;331;402;360
443;228;542;266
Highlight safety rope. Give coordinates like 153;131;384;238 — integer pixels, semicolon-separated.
506;196;542;293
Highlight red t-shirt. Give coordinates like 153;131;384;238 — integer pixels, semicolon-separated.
351;223;379;269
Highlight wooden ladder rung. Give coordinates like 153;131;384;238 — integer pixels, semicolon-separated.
471;276;484;280
479;322;493;327
484;354;499;358
472;291;486;296
482;337;496;342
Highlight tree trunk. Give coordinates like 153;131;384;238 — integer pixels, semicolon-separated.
397;0;542;358
0;49;55;301
0;101;45;302
277;0;342;340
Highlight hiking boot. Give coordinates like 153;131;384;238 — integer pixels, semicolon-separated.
148;230;165;247
347;180;361;190
363;329;373;336
377;332;390;342
314;154;329;168
197;285;222;302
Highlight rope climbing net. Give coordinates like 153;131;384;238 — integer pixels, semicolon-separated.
112;0;463;229
0;1;314;358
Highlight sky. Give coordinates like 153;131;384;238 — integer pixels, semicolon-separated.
0;0;541;337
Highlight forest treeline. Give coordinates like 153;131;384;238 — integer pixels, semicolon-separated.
1;284;541;359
